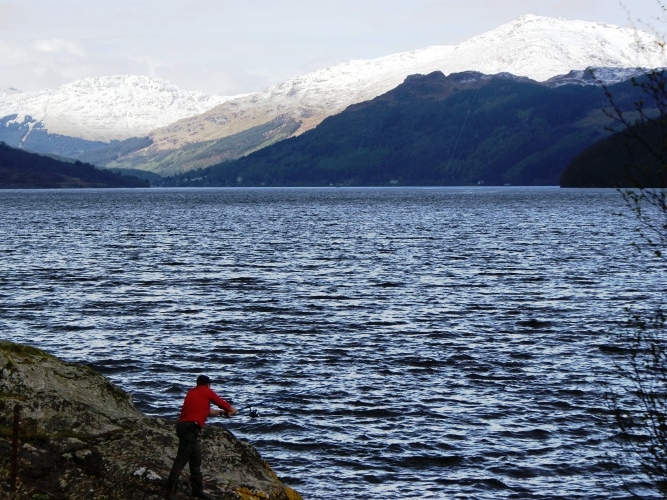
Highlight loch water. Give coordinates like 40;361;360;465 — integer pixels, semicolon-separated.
0;186;664;499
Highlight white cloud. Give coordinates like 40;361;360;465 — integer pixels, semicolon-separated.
0;0;664;95
0;42;28;64
32;38;87;57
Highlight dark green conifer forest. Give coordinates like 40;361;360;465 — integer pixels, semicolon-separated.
0;142;149;188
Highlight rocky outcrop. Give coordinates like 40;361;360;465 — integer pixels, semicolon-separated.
0;341;301;499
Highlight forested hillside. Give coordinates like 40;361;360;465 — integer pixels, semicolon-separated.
162;71;651;187
561;118;666;188
0;142;149;188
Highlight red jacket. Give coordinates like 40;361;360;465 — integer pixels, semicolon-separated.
178;385;233;428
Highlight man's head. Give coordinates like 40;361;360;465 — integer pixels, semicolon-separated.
196;375;211;386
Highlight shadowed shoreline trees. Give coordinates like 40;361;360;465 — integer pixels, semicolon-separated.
0;142;149;188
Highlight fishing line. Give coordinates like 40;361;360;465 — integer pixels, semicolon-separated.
236;378;336;418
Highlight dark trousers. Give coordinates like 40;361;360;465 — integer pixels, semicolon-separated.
165;422;204;497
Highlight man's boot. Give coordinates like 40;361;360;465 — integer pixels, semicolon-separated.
164;471;179;500
164;477;176;500
190;473;211;499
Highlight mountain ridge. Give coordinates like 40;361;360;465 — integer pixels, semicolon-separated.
1;14;664;176
0;75;232;142
160;70;651;187
141;15;661;159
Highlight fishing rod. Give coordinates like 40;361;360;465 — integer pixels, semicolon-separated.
236;379;336;418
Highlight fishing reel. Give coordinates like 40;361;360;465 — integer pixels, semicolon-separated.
248;407;260;419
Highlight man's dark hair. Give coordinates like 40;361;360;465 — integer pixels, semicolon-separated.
196;375;210;386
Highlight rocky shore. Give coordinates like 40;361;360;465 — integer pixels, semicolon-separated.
0;341;301;499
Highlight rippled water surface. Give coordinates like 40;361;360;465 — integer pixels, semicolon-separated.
0;187;663;498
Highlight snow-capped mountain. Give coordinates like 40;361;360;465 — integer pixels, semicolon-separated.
2;14;665;174
443;14;662;78
0;85;21;96
145;14;664;155
0;75;230;142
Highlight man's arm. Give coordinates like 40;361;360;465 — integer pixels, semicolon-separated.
208;389;238;416
209;406;238;417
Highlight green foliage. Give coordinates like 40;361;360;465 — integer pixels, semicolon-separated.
164;71;651;187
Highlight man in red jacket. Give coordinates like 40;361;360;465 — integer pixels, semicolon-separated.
165;375;238;499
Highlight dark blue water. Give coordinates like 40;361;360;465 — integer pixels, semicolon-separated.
0;186;661;498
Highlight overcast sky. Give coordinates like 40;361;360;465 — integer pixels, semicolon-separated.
0;0;665;96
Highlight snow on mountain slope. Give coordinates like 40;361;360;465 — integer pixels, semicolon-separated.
2;14;664;168
0;85;21;96
0;75;230;142
146;14;665;154
443;14;662;79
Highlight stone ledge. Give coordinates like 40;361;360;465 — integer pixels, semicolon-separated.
0;340;301;500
